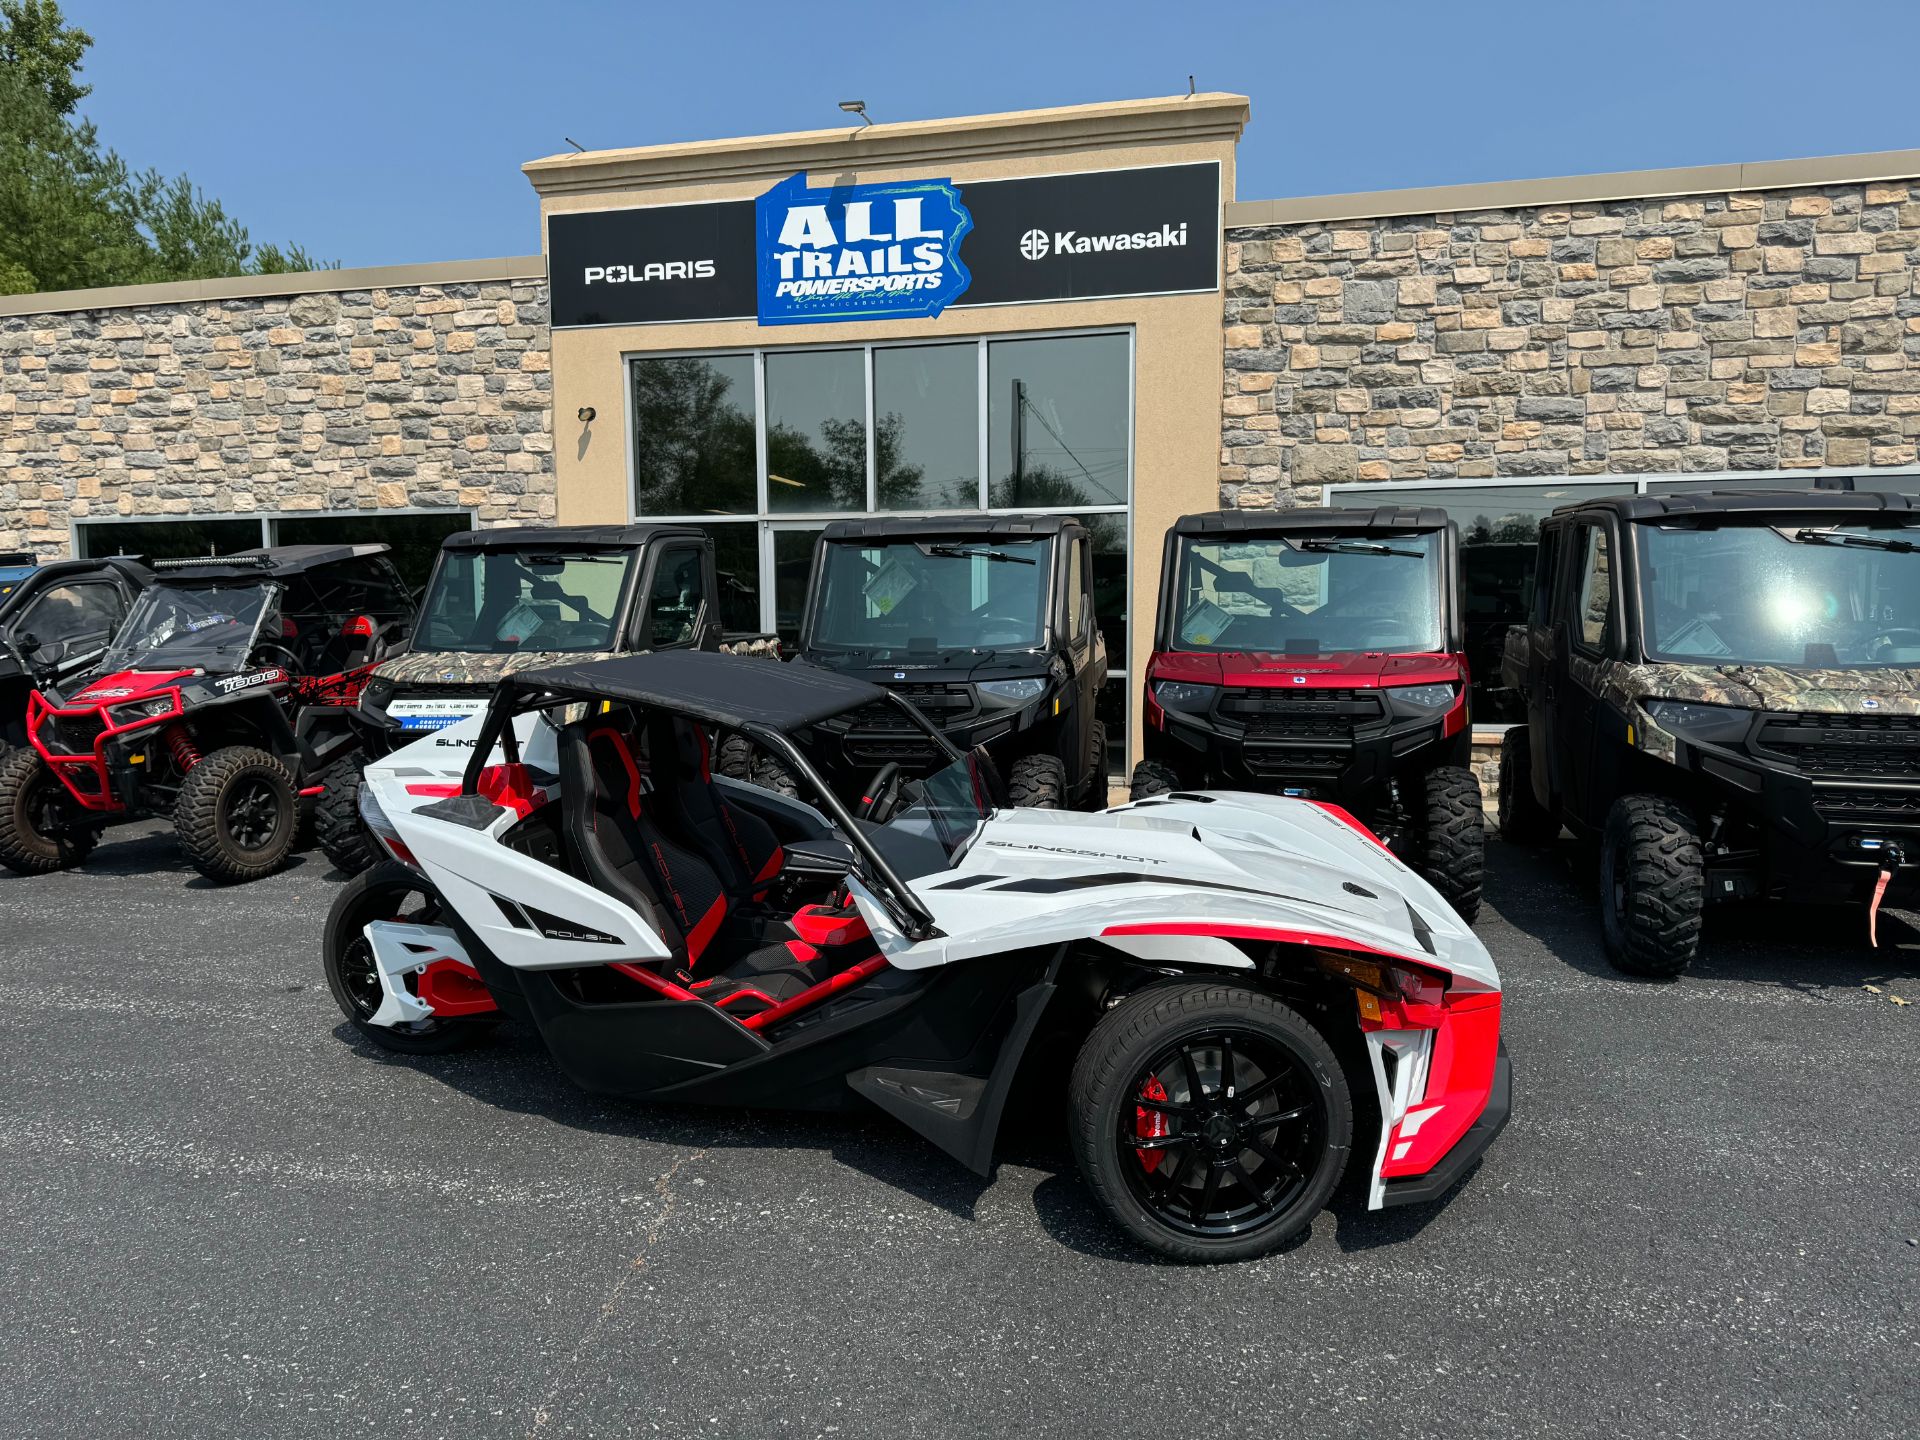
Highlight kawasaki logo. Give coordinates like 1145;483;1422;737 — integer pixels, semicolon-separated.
1022;223;1188;259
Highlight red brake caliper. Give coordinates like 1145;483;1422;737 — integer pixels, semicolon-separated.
1135;1075;1170;1173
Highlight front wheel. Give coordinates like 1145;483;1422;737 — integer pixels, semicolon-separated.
322;861;493;1054
1068;981;1352;1264
1007;752;1067;809
0;747;98;875
174;745;297;883
1130;758;1179;802
312;753;378;876
1412;765;1485;924
1599;794;1703;978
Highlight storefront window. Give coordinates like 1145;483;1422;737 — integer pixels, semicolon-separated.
988;334;1130;509
874;344;978;510
78;518;266;563
631;354;757;517
766;349;866;514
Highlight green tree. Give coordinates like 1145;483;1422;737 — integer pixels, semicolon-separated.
0;0;328;295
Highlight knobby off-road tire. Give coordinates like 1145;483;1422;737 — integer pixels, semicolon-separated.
0;746;97;874
1413;764;1485;925
1496;727;1559;844
323;860;493;1054
1081;720;1110;811
1599;794;1704;978
174;745;298;883
714;734;756;782
1007;752;1068;809
1129;758;1179;802
1068;981;1353;1264
312;753;378;877
749;752;798;798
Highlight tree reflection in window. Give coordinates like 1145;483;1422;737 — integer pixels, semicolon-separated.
631;356;756;516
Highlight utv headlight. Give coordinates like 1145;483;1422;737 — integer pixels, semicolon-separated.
1152;679;1218;712
977;677;1046;704
1387;682;1459;712
111;697;175;724
1642;699;1751;745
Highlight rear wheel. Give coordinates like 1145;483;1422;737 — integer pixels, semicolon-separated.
1497;727;1559;844
749;752;798;797
0;747;97;874
322;860;493;1054
174;745;297;883
714;734;755;782
1069;981;1351;1263
1599;794;1703;978
312;753;377;876
1412;765;1485;924
1007;752;1067;809
1130;759;1179;802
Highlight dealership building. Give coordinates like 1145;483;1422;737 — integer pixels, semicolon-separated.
5;93;1920;765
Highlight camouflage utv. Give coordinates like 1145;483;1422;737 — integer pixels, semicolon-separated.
1500;487;1920;976
315;525;777;873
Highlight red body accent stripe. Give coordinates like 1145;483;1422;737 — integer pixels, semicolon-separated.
1100;921;1426;966
741;954;889;1032
1302;800;1392;853
406;782;461;798
298;785;325;798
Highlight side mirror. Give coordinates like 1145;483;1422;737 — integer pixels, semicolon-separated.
17;632;41;656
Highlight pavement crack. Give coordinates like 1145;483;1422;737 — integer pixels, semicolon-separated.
526;1147;708;1436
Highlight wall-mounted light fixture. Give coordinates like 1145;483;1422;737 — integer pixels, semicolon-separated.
577;406;596;423
838;100;872;128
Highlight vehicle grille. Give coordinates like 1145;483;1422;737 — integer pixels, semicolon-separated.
1244;745;1350;780
43;713;105;756
880;681;976;725
1811;785;1920;820
840;699;942;768
1755;713;1920;780
1217;686;1385;740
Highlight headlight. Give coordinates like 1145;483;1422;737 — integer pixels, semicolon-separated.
1642;699;1751;745
111;697;174;724
977;677;1046;704
1387;682;1458;711
1152;679;1217;712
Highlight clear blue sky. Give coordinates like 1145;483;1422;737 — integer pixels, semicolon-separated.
65;0;1920;270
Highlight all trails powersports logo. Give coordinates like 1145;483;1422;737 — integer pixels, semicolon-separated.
755;172;973;324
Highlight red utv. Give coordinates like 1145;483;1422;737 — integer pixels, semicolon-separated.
1132;508;1484;921
0;545;413;883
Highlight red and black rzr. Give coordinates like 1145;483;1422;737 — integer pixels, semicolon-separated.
0;544;413;883
1134;508;1485;922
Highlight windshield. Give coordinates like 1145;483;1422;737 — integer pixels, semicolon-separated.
810;539;1051;657
1172;533;1444;654
419;549;636;654
101;581;279;674
885;751;995;862
1636;522;1920;667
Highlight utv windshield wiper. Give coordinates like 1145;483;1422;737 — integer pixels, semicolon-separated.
1790;528;1920;554
1292;538;1425;559
924;544;1036;566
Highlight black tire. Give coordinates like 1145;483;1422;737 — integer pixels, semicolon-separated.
1497;727;1559;844
1130;758;1179;802
322;860;493;1054
312;753;378;876
1599;794;1704;978
1410;765;1484;924
749;752;798;797
1007;752;1067;809
1068;981;1352;1263
0;747;97;875
1081;720;1110;810
715;734;755;782
174;745;298;883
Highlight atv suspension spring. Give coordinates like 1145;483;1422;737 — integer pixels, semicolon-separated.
162;722;202;773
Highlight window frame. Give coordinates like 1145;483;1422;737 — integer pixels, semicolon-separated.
1569;521;1615;658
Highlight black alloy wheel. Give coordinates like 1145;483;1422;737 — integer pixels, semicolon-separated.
223;773;282;852
322;860;494;1054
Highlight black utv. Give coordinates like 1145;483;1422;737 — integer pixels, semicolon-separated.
1499;487;1920;974
317;524;777;873
0;544;413;883
0;554;152;752
774;516;1108;810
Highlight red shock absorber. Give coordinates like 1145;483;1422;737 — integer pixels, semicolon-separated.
162;722;202;773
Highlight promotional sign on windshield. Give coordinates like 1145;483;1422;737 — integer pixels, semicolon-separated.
755;172;973;325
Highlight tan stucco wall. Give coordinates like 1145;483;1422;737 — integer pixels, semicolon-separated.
528;96;1247;760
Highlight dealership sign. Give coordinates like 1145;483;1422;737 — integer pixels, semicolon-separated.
547;161;1218;329
755;172;973;325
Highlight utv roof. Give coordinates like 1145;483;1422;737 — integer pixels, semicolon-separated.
818;515;1083;542
439;524;705;551
148;543;391;580
1172;506;1452;535
510;650;886;730
1553;489;1920;522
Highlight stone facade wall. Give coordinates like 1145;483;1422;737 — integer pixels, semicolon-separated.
1220;178;1920;504
0;278;553;554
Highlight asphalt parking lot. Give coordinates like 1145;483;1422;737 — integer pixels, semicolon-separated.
1;821;1915;1439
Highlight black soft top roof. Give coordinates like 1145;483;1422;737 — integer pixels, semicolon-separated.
149;543;390;581
1173;505;1451;536
511;650;884;730
440;523;704;551
1555;489;1920;523
818;515;1081;543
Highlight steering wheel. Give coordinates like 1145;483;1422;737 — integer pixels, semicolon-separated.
246;642;302;674
859;763;905;823
1868;628;1920;660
